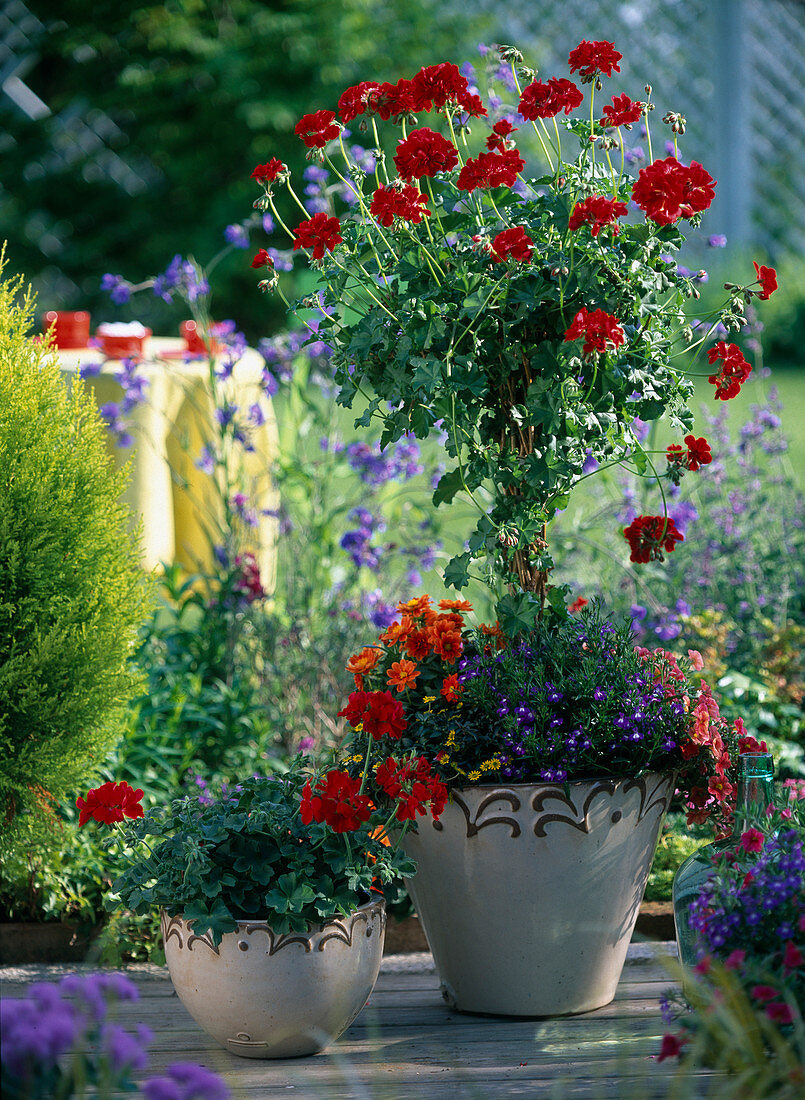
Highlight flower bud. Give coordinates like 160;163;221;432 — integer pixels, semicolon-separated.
644;84;652;96
498;45;524;64
253;196;271;212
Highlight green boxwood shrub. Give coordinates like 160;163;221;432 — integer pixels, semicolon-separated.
0;253;151;831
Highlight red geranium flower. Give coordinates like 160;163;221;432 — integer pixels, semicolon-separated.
706;341;752;400
490;226;533;264
519;77;583;120
250;248;273;270
679;161;717;217
623;514;684;563
375;756;448;822
251;158;287;183
370;183;430;227
300;771;373;833
367;78;420;120
292;213;343;260
751;984;780;1003
486;119;518;151
410;62;466;111
632;157;716;225
393;128;459;180
600;93;643;128
457;148;525;192
569;596;588;613
563;306;625;357
752;261;778;300
337;689;408;740
338;81;381;124
76;781;144;827
568;195;628;237
294;109;340;149
568;40;623;80
666;434;712;472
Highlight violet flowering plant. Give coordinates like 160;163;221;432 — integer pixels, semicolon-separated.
658;794;805;1084
0;972;230;1100
249;40;779;633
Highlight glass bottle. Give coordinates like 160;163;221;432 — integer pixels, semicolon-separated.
673;752;775;970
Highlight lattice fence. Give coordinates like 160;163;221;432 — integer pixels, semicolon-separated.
471;0;805;261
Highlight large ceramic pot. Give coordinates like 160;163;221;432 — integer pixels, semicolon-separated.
162;897;385;1058
403;774;674;1017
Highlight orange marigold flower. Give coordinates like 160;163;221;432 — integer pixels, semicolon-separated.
404;628;433;661
429;619;463;662
438;598;473;612
346;647;382;676
479;621;506;649
441;673;462;702
379;616;414;646
397;594;433;616
387;658;420;692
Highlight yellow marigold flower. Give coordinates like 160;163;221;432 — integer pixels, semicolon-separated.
468;770;482;781
422;695;437;703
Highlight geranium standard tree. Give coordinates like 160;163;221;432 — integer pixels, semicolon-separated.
249;42;776;634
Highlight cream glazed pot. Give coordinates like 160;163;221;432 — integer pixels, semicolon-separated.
161;898;385;1058
403;774;674;1017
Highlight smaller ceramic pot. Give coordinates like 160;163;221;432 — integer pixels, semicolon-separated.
162;898;385;1059
96;323;152;358
42;310;90;349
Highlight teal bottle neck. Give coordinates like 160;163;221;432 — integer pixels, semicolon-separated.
733;753;775;834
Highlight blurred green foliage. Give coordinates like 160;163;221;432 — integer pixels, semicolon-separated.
1;0;490;339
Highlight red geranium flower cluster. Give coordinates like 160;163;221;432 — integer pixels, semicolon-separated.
410;62;486;116
300;770;373;832
518;77;583;120
486;119;518;151
568;195;628;237
292;212;343;260
294;109;340;148
251;158;287;183
752;261;778;300
490;225;533;264
370;183;430;227
374;755;448;822
393;128;458;180
706;341;753;401
631;156;716;225
338;63;485;125
623;514;684;563
666;434;712;475
338;689;408;740
457;148;525;192
250;248;273;270
600;93;643;128
567;40;623;80
563;306;625;356
76;781;144;827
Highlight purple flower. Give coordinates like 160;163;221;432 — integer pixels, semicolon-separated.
261;213;275;234
669;500;699;536
101;1021;151;1072
143;1062;230;1100
100;273;132;304
152;255;209;304
708;234;727;248
224;223;250;249
195;444;216;474
78;361;102;379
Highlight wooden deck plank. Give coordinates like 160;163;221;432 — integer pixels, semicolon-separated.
1;944;712;1099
